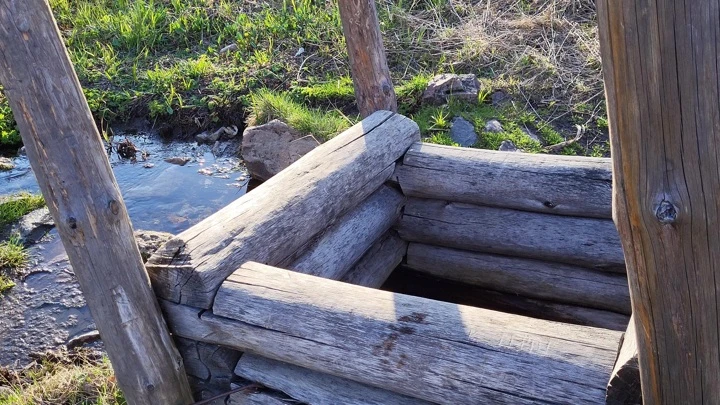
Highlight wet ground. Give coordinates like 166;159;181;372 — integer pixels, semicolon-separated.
0;131;248;368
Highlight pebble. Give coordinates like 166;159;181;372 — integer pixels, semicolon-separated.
485;119;504;133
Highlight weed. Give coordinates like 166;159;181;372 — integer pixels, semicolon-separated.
0;193;45;228
0;236;27;271
0;274;14;294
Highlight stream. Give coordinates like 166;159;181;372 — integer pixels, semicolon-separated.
0;130;248;368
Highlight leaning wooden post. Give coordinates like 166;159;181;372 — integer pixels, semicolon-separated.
0;2;193;404
337;0;397;117
598;0;720;403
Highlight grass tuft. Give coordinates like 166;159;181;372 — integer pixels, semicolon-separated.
0;193;46;228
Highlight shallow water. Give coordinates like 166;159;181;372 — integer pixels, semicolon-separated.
0;131;248;367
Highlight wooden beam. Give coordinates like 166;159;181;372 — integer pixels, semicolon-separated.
597;0;720;402
340;232;407;288
164;262;622;404
396;198;626;272
395;143;613;218
406;243;631;314
606;316;641;405
0;1;192;403
338;0;397;117
147;111;419;308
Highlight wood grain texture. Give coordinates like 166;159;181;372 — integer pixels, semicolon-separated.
0;2;193;403
189;262;621;405
283;185;404;279
147;111;419;308
337;0;397;117
395;142;613;218
406;243;631;314
384;267;631;331
397;198;626;272
174;337;241;400
235;354;432;405
340;232;407;288
606;316;641;405
597;0;720;402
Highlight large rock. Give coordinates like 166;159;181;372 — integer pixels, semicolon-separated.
422;74;481;105
449;117;478;147
241;120;320;181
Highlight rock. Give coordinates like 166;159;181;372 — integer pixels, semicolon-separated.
449;117;478;147
219;43;238;54
164;156;191;166
134;230;173;262
195;131;218;144
143;163;155;169
0;157;13;171
241;120;320;181
4;207;55;245
212;140;242;158
66;330;101;350
522;125;542;143
491;90;510;106
485;119;504;133
499;140;518;152
17;146;26;155
196;126;239;144
422;74;482;105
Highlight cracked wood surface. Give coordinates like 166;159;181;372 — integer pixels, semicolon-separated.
606;315;640;404
0;1;193;403
340;231;407;288
394;143;613;218
147;111;419;308
165;262;621;404
397;198;626;272
406;243;631;314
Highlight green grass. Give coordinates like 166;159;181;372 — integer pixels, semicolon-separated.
0;193;46;228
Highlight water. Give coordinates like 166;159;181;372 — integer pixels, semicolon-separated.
0;131;248;367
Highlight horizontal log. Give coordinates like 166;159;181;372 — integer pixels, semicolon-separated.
397;198;625;272
406;243;631;314
162;262;621;404
227;388;290;405
382;267;630;331
606;315;641;405
394;142;612;218
282;186;404;279
340;232;407;288
174;337;241;400
235;354;432;405
147;111;419;308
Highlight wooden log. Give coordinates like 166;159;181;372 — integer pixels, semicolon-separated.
175;337;242;400
147;111;419;308
397;198;626;272
337;0;397;117
383;267;631;331
598;0;720;402
282;185;404;279
395;143;613;218
340;232;407;288
227;390;289;405
0;2;193;403
161;262;622;404
406;243;631;314
606;316;641;405
235;354;433;405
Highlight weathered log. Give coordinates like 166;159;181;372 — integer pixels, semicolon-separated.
340;232;407;288
397;198;625;272
235;354;432;405
394;142;613;218
147;111;419;308
606;316;641;405
383;267;630;331
163;262;621;404
282;186;404;278
338;0;397;117
406;243;631;314
227;390;289;405
175;337;242;400
0;2;192;403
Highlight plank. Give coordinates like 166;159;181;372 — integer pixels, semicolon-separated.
383;267;630;331
606;315;641;405
235;354;433;405
337;0;397;116
395;143;613;218
147;111;419;308
283;185;404;279
162;262;621;404
0;2;192;403
406;243;631;314
396;198;625;272
340;232;407;288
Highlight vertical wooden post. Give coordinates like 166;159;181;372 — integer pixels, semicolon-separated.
0;1;193;404
598;0;720;403
337;0;397;117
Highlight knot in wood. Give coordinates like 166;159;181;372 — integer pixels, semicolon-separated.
655;200;677;224
67;217;77;229
108;199;120;215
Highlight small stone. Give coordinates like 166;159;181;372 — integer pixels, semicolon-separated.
491;90;510;106
0;157;13;171
164;156;191;166
17;146;26;155
219;43;238;54
485;119;504;133
143;163;155;169
449;117;478;147
498;140;518;152
195;131;217;144
422;74;482;105
522;125;541;142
